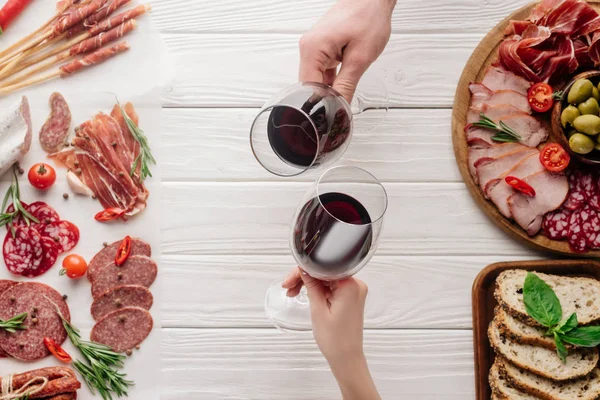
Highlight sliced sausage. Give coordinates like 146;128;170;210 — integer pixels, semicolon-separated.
91;285;153;320
90;255;157;299
91;306;152;352
87;237;151;282
39;92;71;153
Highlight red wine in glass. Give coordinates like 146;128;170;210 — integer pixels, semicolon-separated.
292;192;373;277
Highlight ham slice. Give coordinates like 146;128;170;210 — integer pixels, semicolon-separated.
500;114;550;148
467;143;525;182
476;148;538;197
471;90;531;114
0;97;32;178
487;153;546;217
465;125;495;148
509;171;569;236
467;104;528;125
481;66;531;95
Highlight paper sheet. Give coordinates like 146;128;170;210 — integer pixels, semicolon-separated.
0;88;163;400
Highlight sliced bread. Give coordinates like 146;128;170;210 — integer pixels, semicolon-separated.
497;357;600;400
495;307;558;350
495;270;600;326
488;319;598;381
490;360;540;399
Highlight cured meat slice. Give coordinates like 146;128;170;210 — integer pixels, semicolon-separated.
41;221;80;254
569;208;589;253
39;93;72;153
4;201;28;232
508;171;569;236
465;125;494;148
476;148;537;196
0;96;32;178
0;282;70;360
467;143;525;182
91;306;152;352
0;279;16;358
481;65;531;95
91;285;153;320
3;226;44;276
91;255;157;299
582;207;600;249
471;89;531;114
87;237;151;282
543;209;572;240
27;201;60;231
498;115;550;148
466;103;528;125
31;237;61;277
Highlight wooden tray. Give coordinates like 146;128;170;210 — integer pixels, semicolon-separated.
471;259;600;400
451;1;600;257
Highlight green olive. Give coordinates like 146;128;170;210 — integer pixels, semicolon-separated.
573;114;600;135
570;133;595;154
568;79;594;104
561;105;581;128
578;97;600;115
592;87;600;102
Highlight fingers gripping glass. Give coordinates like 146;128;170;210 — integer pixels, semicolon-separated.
265;166;388;331
250;80;388;177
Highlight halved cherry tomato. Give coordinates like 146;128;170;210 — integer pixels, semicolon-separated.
94;208;125;222
527;82;554;113
540;143;570;172
28;163;56;190
59;254;88;279
505;176;536;197
115;236;132;266
44;337;72;363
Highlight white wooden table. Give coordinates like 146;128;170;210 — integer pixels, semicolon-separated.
153;1;549;398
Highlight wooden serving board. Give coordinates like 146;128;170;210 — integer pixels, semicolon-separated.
471;259;600;400
451;1;600;257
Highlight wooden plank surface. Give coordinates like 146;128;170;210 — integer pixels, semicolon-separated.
161;328;475;400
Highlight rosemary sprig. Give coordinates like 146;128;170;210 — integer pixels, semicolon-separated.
59;313;133;400
116;100;155;182
0;312;28;333
472;113;523;143
0;167;38;238
552;90;564;101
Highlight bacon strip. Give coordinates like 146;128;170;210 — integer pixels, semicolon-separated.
60;41;129;75
88;4;150;36
69;19;136;56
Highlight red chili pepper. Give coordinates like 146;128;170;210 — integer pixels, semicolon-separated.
0;0;34;33
115;235;132;266
505;176;536;197
44;337;72;363
94;208;125;222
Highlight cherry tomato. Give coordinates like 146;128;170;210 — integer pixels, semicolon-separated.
59;254;88;279
94;208;125;222
115;236;132;266
527;83;554;113
43;337;72;363
505;176;536;197
28;163;56;190
540;143;570;172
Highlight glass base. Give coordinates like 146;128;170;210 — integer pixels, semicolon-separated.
265;280;313;332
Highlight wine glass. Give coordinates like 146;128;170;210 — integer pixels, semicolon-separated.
265;166;388;331
250;79;388;177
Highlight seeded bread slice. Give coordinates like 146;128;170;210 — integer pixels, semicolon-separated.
495;307;566;350
497;357;600;400
495;270;600;326
488;320;598;381
490;360;540;399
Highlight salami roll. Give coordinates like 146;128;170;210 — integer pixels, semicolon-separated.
4;201;29;232
3;226;44;276
0;366;80;399
87;237;151;282
39;93;72;153
27;201;61;232
0;283;70;361
91;285;153;320
91;255;157;299
41;221;80;254
91;306;152;352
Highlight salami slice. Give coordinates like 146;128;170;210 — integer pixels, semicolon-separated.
4;201;29;232
543;209;572;240
39;92;72;153
564;191;585;210
577;170;595;199
87;237;151;282
27;201;60;231
91;255;157;299
41;221;80;254
91;307;153;352
0;282;70;360
3;226;44;276
23;237;61;278
568;210;589;253
584;208;600;250
0;280;16;357
91;285;153;320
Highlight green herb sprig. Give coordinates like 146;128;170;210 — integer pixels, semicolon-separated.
58;312;133;400
523;272;600;362
116;100;155;182
0;166;38;238
472;113;522;143
0;312;28;333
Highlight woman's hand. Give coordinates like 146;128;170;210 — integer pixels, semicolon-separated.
298;0;396;102
282;268;381;400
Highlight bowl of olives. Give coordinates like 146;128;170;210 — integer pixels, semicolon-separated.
552;71;600;165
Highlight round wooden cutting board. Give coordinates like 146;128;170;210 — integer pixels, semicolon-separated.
452;1;600;257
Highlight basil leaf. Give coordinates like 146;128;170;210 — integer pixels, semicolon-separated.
524;272;562;327
555;313;578;334
562;326;600;347
554;332;568;363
